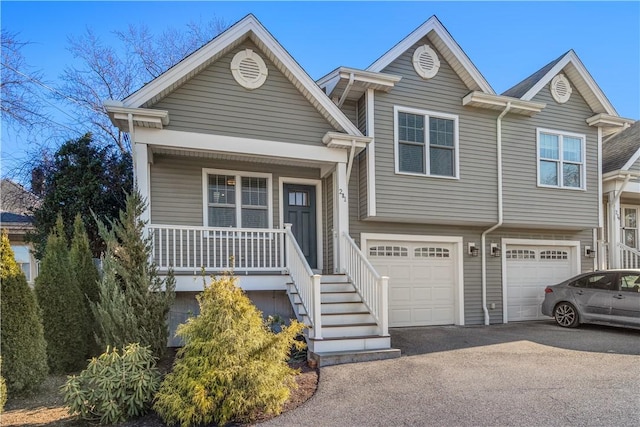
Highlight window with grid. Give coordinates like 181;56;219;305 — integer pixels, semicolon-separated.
207;173;269;228
538;129;585;189
397;108;457;177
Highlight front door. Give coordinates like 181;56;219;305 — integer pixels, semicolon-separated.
622;207;638;249
283;184;317;269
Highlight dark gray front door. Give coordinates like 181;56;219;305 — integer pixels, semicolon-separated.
283;184;317;269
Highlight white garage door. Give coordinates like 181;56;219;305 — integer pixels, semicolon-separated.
367;240;456;327
505;245;575;322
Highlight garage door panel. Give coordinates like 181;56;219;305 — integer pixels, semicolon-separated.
506;245;575;322
368;240;457;327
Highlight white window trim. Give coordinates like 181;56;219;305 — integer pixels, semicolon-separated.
393;105;460;179
621;205;639;250
360;233;465;326
536;127;586;191
202;168;273;229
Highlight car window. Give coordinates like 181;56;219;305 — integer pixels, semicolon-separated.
572;273;617;290
619;274;640;293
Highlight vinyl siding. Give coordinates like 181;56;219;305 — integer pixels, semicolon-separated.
150;154;320;226
373;36;499;225
340;100;358;126
502;77;599;228
152;40;336;146
348;215;595;324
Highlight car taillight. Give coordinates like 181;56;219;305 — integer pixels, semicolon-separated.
544;287;553;294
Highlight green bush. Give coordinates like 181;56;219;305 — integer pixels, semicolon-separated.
0;232;48;395
61;343;161;424
35;215;89;373
92;191;175;358
153;275;305;426
70;214;101;358
0;357;7;413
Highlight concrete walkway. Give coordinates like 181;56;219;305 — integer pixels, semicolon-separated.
260;321;640;426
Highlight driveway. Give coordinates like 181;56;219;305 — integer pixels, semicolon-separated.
260;321;640;426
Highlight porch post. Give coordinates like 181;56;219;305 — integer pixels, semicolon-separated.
609;191;621;268
134;142;151;225
335;162;349;273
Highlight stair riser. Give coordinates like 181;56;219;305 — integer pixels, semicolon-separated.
321;302;368;314
308;336;391;353
321;275;351;283
321;313;376;325
321;325;379;338
321;293;362;303
321;283;354;293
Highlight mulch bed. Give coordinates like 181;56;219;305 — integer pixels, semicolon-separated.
1;350;318;427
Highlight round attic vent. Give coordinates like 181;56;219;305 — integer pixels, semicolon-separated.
412;45;440;79
230;49;268;90
550;74;572;104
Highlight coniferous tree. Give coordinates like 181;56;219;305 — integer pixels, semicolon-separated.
154;275;305;426
70;214;101;357
92;191;175;358
0;231;48;395
35;215;88;373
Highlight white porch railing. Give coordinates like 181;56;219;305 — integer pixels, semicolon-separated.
618;243;640;269
149;225;286;272
284;224;322;339
341;232;389;336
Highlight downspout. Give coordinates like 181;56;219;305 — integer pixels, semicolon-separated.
337;73;355;108
481;102;511;325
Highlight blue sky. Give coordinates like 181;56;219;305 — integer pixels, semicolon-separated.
1;1;639;179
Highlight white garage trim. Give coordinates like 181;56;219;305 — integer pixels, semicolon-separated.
501;238;581;323
361;233;465;325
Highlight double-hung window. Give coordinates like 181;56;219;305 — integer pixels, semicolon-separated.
537;128;585;189
204;169;272;228
395;106;459;178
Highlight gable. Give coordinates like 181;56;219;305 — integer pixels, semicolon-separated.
381;35;470;105
152;40;337;146
367;16;493;94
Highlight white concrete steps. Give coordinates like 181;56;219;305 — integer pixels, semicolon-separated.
286;274;401;366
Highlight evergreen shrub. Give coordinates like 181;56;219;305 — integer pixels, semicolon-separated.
35;215;88;373
62;343;160;424
153;275;305;426
0;232;48;395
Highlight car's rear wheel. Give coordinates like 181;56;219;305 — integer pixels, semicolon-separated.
553;302;579;328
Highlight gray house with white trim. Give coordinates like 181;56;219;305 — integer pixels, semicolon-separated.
105;15;634;364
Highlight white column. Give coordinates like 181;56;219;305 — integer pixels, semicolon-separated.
609;191;621;268
134;142;151;224
335;162;349;273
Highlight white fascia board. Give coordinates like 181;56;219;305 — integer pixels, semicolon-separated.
122;14;363;137
136;128;348;164
367;16;494;94
322;131;372;149
337;67;402;87
123;15;258;108
105;105;170;129
521;51;617;115
462;92;546;115
621;147;640;172
586;113;635;128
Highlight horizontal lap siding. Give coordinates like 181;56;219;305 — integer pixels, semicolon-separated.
502;79;599;228
374;36;499;224
153;40;334;146
150;154;320;226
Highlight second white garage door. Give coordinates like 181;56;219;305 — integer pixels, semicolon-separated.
367;240;457;327
505;245;577;322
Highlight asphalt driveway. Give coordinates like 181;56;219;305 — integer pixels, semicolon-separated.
260;321;640;427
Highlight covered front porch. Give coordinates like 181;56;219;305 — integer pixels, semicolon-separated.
602;171;640;269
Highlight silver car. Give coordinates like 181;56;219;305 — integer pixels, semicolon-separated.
541;270;640;329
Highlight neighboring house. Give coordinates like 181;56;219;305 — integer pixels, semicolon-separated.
104;15;634;363
1;179;40;284
602;121;640;269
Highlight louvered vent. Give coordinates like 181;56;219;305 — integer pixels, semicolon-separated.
412;45;440;79
550;74;572;104
230;49;268;90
